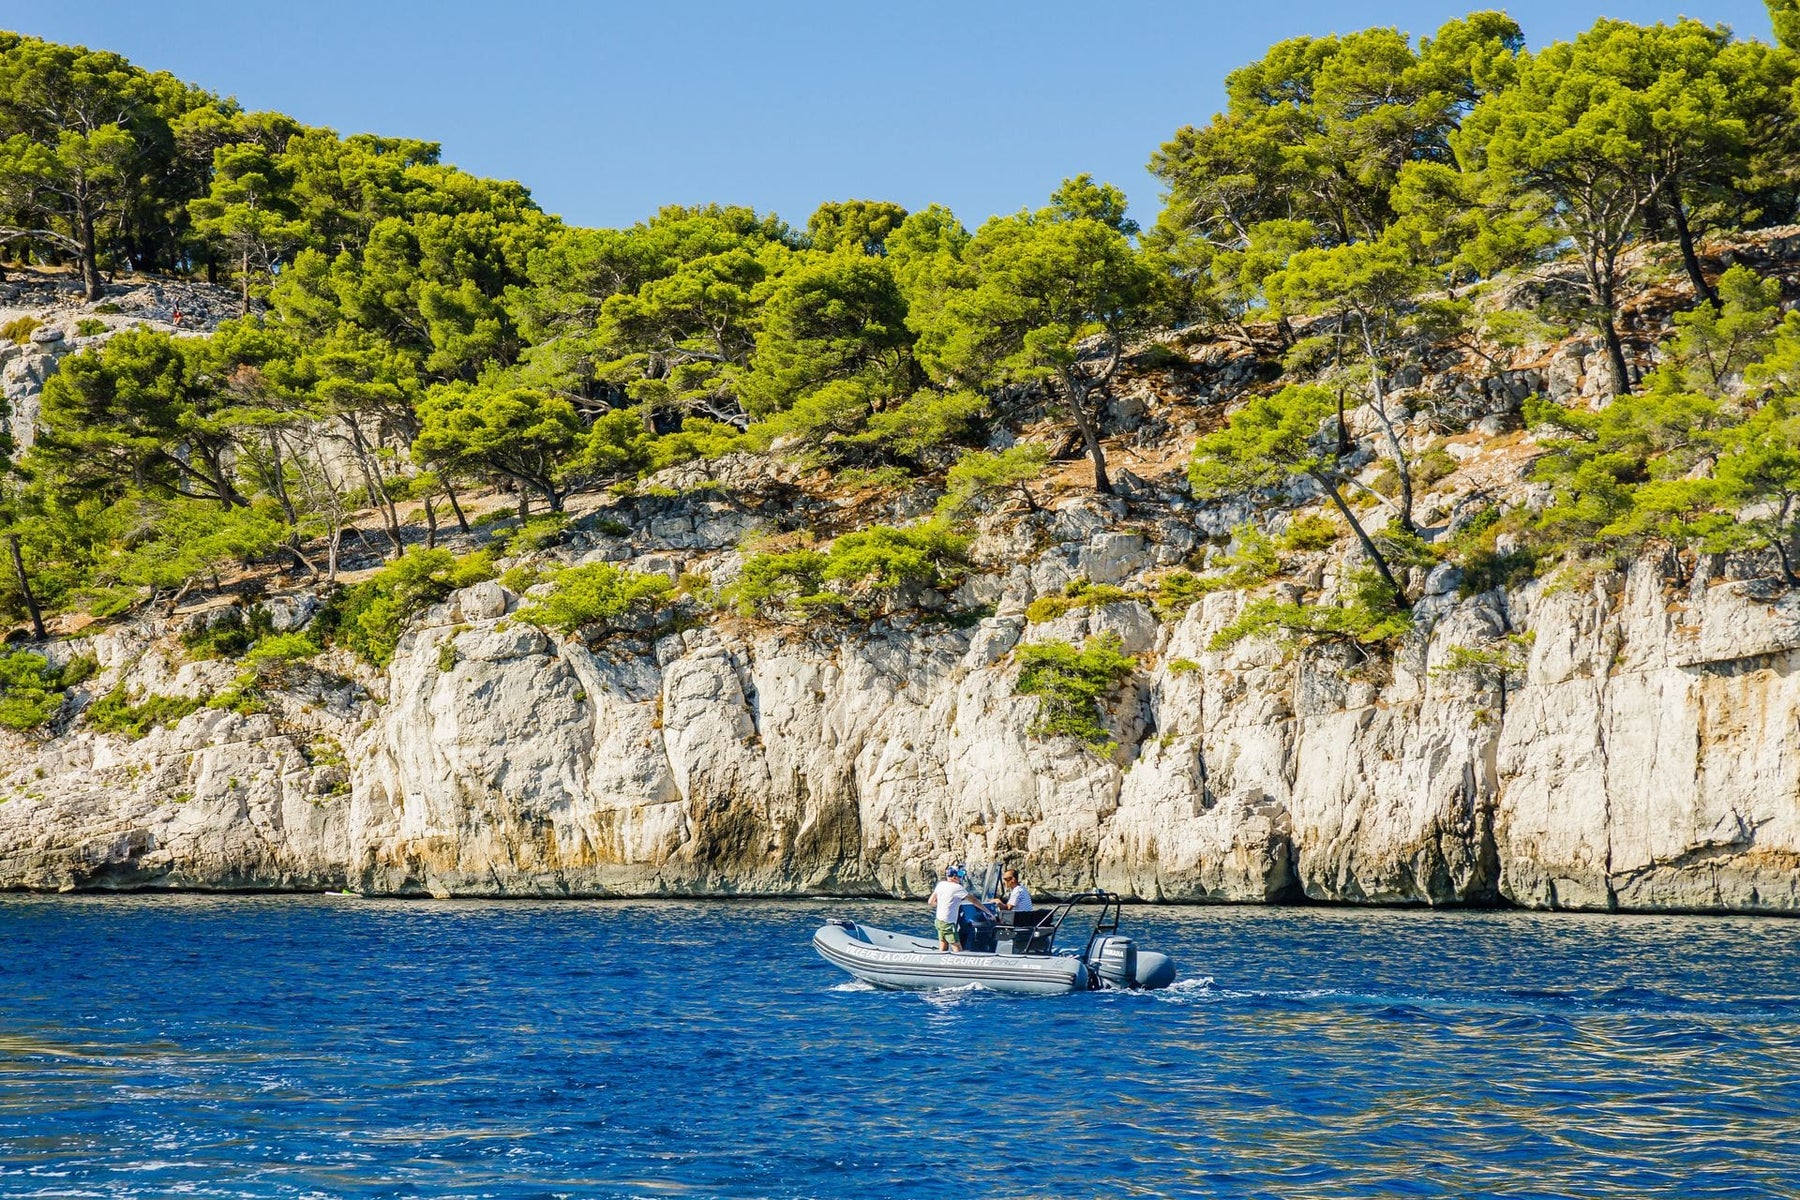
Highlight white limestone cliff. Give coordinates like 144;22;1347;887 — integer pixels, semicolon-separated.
5;524;1799;913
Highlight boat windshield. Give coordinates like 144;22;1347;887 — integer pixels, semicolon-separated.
959;862;1003;904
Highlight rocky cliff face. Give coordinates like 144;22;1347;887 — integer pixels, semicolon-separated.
6;251;1800;913
5;492;1799;913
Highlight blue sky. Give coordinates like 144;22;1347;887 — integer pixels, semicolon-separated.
7;1;1780;232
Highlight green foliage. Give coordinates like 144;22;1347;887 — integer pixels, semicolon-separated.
1373;528;1441;574
188;138;307;309
1024;579;1139;624
820;520;967;595
806;199;909;255
1210;567;1411;652
731;547;829;617
85;684;202;740
6;15;1800;645
1524;381;1736;558
1211;525;1282;587
490;514;568;556
754;383;983;469
1148;12;1526;314
740;250;913;417
328;547;496;666
733;521;967;617
205;680;270;716
1663;265;1783;395
856;390;986;463
1013;633;1138;753
908;186;1156;491
1690;397;1800;580
1454;18;1789;392
241;631;319;672
516;562;674;636
36;329;255;509
1152;572;1208;619
1431;638;1529;686
57;653;98;688
1;316;42;344
646;418;751;471
1279;514;1340;552
1415;443;1460;489
937;444;1049;520
415;381;582;514
182;605;275;659
499;564;543;593
0;649;59;731
112;501;290;594
1441;506;1541;595
1189;385;1338;498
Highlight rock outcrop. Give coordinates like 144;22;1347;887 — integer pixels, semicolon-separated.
5;251;1800;913
5;522;1799;913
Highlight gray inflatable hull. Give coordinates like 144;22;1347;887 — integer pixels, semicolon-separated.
813;922;1088;995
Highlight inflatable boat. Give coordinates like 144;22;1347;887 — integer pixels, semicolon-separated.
813;889;1177;996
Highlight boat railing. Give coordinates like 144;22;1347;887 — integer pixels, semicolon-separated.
1041;891;1123;963
965;890;1122;958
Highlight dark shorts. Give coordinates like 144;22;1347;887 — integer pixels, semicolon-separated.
934;919;960;941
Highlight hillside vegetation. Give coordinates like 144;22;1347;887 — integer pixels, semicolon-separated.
7;6;1800;740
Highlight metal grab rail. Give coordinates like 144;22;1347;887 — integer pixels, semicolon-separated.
1042;891;1124;981
954;888;1123;963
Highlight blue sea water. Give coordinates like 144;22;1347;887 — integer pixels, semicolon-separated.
2;896;1797;1199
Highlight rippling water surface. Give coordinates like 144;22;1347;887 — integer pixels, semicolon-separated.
2;895;1797;1198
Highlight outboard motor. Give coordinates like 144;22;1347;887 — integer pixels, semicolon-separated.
1090;935;1138;989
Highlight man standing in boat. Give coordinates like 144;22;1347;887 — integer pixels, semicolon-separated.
929;865;992;952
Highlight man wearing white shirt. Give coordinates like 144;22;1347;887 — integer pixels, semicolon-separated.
929;866;991;952
998;868;1033;913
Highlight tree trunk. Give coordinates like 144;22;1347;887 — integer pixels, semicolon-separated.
267;431;298;525
1059;367;1111;495
344;421;404;557
1775;498;1799;587
241;246;252;317
76;203;104;302
1662;181;1718;310
176;446;249;509
6;532;46;640
164;577;196;618
1600;314;1633;398
423;496;438;549
1315;472;1409;609
516;485;529;522
1358;318;1414;531
443;477;471;534
1589;264;1634;397
285;543;319;576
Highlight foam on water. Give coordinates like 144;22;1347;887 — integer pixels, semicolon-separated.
3;895;1798;1199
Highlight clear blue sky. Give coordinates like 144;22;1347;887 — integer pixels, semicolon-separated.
6;1;1780;232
